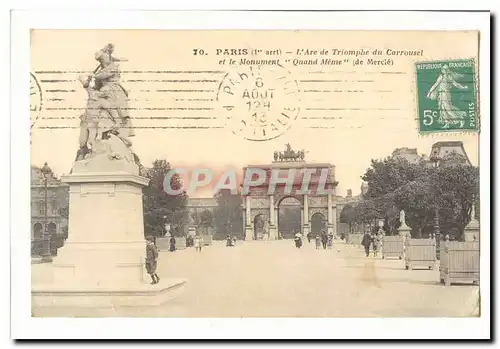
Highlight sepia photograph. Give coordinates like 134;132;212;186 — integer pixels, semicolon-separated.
10;9;491;340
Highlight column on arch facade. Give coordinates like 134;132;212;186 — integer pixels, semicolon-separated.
268;195;277;240
244;195;253;241
302;194;310;238
327;193;334;236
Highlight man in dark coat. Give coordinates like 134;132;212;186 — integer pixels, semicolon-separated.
169;235;176;252
361;231;372;257
321;231;328;249
145;236;160;284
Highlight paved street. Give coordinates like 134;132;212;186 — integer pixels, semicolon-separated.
32;240;479;317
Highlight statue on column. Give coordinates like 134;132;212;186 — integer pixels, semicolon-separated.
399;210;407;226
74;44;140;172
398;209;411;238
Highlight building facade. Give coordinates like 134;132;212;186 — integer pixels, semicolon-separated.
186;197;218;225
31;165;69;241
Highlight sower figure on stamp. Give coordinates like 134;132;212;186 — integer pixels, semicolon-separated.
145;236;160;285
426;64;468;129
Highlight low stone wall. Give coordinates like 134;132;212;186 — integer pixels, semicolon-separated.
156;237;187;251
202;235;213;246
347;234;363;245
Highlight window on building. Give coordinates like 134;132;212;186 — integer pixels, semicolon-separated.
38;202;45;215
52;201;58;215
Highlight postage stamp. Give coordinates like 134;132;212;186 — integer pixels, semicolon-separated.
415;59;478;133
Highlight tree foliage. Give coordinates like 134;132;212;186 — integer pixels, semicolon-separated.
213;189;243;240
142;159;188;238
192;209;214;227
362;157;429;199
355;158;479;240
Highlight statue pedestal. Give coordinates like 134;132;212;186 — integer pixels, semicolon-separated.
32;171;186;313
268;225;278;240
464;217;480;242
398;223;411;252
327;224;334;236
245;225;254;241
302;224;310;238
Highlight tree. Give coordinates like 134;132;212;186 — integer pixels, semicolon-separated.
362;157;429;199
142;159;188;238
192;209;214;227
339;204;355;233
393;179;435;238
430;165;479;240
353;200;381;227
200;209;214;227
213;189;243;240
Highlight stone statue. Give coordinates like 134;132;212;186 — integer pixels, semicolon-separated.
73;44;139;173
399;210;407;226
275;144;306;162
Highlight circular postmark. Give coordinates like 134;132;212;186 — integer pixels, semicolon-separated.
30;72;43;129
216;64;300;141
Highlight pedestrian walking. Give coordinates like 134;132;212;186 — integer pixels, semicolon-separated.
307;232;312;243
371;232;379;257
315;234;321;250
327;233;334;249
377;229;384;255
194;235;203;252
321;231;328;250
145;236;160;285
169;235;176;252
361;231;372;257
294;232;303;249
226;234;233;247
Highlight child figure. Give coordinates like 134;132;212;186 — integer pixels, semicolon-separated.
77;75;101;154
145;236;160;285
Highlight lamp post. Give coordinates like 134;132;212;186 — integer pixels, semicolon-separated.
429;152;441;248
40;162;53;263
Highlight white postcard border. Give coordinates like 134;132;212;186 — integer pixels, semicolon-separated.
10;9;491;340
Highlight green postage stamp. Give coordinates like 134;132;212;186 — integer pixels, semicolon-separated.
415;59;478;133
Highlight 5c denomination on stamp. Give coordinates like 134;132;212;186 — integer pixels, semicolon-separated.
216;64;300;141
415;59;477;133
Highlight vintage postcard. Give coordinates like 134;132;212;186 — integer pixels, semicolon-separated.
14;12;490;339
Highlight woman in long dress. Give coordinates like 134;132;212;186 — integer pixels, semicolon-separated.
294;232;302;249
194;235;203;252
426;64;469;128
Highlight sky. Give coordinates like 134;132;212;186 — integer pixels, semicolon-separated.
30;30;480;198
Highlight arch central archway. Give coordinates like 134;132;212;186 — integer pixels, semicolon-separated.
311;212;326;237
277;196;302;239
253;214;266;240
